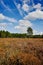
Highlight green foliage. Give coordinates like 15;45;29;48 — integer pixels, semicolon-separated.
0;30;43;38
33;35;43;38
0;30;6;38
0;30;12;38
27;27;33;35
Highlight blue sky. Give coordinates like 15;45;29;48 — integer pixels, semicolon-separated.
0;0;43;34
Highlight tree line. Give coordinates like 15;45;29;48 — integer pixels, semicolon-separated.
0;27;43;38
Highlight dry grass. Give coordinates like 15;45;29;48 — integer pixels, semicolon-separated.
0;38;43;65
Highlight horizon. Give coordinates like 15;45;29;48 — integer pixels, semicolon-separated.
0;30;43;35
0;0;43;35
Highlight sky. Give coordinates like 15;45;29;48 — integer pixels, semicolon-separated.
0;0;43;35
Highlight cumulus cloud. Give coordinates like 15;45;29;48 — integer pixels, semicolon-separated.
0;23;7;27
33;30;38;35
0;14;5;20
24;10;43;20
0;22;12;31
22;2;42;13
19;20;32;27
40;32;43;35
14;9;43;34
14;19;32;33
15;25;27;33
33;3;41;10
0;23;7;30
33;30;43;35
22;4;29;12
0;14;17;22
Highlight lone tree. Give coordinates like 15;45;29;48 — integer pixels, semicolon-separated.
27;27;33;35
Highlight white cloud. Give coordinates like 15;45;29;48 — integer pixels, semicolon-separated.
0;23;7;30
6;17;17;22
0;14;5;20
24;10;43;20
14;19;32;33
0;22;13;31
15;26;20;29
19;20;32;27
0;14;17;22
14;9;43;34
22;3;29;12
33;3;41;10
40;32;43;35
15;25;27;33
33;30;43;35
0;23;7;27
33;30;38;35
22;2;42;13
